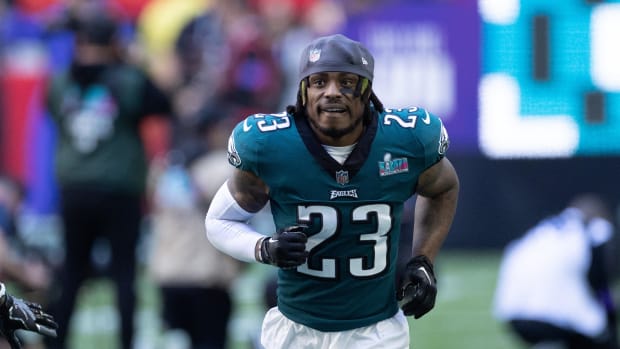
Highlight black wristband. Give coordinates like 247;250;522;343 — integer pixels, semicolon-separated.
259;237;273;265
255;237;267;263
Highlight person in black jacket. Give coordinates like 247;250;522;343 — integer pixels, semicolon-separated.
45;14;171;349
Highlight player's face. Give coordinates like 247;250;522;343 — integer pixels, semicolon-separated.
305;72;366;146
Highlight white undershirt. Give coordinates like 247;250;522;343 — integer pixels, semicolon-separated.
322;143;356;165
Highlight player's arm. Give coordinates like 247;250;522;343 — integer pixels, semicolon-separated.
228;168;270;213
204;168;269;263
412;156;459;261
205;168;308;268
398;157;459;319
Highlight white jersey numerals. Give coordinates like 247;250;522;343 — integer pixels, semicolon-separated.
296;204;391;279
383;107;430;128
250;112;290;132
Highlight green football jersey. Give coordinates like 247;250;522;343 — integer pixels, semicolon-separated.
227;107;449;331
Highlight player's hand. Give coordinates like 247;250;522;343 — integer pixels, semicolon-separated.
259;225;309;269
0;283;58;347
397;255;437;319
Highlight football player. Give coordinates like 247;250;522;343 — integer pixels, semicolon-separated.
206;34;459;348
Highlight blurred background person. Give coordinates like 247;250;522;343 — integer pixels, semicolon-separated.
43;13;172;349
167;0;284;125
0;175;52;349
493;193;619;349
0;174;51;297
147;113;245;349
144;2;283;347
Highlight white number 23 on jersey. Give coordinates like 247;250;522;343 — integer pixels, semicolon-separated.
296;204;391;279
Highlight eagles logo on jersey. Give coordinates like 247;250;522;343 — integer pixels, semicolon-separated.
227;135;241;167
438;122;450;155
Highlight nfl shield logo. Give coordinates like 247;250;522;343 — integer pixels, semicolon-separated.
335;170;349;185
309;49;321;63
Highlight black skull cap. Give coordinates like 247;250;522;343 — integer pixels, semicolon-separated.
298;34;374;82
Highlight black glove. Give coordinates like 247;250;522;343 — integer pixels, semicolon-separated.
0;283;58;348
259;225;309;269
397;255;437;319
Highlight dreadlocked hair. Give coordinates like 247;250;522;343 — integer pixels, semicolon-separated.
285;82;306;117
286;78;385;124
369;92;384;113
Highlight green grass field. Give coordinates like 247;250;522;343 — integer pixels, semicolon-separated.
59;250;521;348
407;251;522;349
60;250;617;349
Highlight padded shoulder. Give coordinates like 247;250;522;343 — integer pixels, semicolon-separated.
380;107;449;168
227;111;294;173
